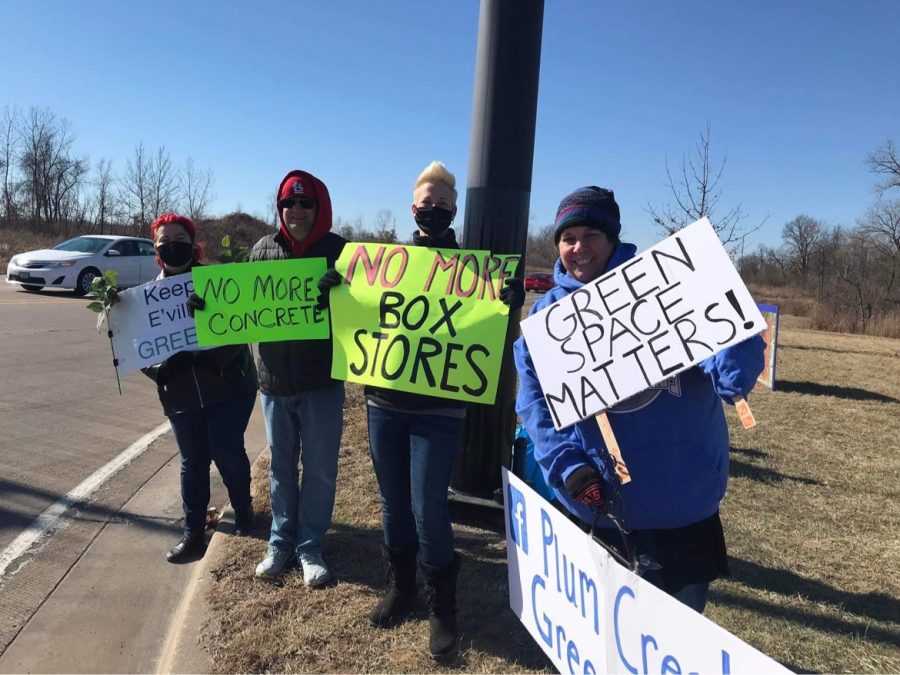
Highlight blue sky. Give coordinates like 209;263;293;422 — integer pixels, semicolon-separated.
2;1;897;253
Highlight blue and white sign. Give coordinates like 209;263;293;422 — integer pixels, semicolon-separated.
107;273;205;373
503;469;791;674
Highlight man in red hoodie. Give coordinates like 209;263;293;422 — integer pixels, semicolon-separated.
250;170;346;586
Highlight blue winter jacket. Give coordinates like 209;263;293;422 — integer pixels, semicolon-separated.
513;244;765;530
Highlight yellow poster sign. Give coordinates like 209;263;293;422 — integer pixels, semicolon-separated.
330;243;520;404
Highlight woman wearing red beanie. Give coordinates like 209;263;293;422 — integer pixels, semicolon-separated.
143;213;258;563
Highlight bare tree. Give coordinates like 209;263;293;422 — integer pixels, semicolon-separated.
372;208;398;243
92;158;117;234
836;232;885;332
122;143;178;235
269;189;279;228
0;106;21;227
781;214;823;284
860;200;900;258
121;142;152;234
149;145;177;222
18;107;88;231
179;157;214;222
860;200;900;302
646;124;761;252
525;223;557;271
867;139;900;196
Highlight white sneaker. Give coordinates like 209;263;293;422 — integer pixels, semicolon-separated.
299;552;332;587
255;548;294;580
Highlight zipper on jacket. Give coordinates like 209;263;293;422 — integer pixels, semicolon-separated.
191;365;206;408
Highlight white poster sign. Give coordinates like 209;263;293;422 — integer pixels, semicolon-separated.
503;469;791;674
520;218;764;429
107;273;203;373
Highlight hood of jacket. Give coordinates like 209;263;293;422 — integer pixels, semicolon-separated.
276;169;333;256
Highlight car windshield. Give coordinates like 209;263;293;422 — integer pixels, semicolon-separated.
52;237;110;254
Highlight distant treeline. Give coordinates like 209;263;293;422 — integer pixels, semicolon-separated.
0;105;403;247
4;104;897;336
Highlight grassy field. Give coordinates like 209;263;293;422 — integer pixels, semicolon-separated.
202;311;900;673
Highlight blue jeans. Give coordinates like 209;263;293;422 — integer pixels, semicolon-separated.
168;389;256;536
367;406;463;567
671;582;709;613
261;384;345;556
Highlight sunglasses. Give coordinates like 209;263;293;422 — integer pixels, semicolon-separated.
281;198;317;210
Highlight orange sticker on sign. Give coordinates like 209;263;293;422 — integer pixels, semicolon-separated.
734;395;757;429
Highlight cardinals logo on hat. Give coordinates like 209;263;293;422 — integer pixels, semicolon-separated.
291;181;305;195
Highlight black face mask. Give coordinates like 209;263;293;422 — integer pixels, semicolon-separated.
414;206;453;236
157;241;194;268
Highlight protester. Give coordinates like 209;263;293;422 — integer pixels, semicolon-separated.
142;213;258;564
319;161;524;660
244;170;347;586
513;186;764;613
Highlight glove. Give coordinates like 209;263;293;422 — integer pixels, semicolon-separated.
316;269;344;311
187;292;205;318
499;277;525;311
564;466;606;508
157;350;194;385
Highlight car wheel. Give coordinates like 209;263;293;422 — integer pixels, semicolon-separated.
74;267;101;297
21;284;44;292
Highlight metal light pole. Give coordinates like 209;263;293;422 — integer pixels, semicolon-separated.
453;0;544;499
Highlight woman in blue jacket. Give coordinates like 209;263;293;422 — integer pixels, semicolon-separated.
514;187;764;613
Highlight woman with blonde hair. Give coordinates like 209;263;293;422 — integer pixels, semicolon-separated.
321;161;523;659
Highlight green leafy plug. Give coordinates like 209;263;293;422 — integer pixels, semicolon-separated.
86;269;120;332
219;234;249;263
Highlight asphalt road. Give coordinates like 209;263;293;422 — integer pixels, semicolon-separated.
0;282;164;553
0;281;267;670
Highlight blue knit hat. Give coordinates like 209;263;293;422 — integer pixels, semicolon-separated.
553;186;622;244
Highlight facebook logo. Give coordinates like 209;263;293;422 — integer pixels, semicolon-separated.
507;484;528;554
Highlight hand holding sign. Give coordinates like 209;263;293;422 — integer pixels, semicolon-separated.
316;268;345;310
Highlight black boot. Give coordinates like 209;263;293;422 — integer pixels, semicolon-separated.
421;554;460;661
234;505;255;536
166;532;206;563
369;544;418;627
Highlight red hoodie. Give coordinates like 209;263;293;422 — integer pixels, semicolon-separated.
276;170;334;257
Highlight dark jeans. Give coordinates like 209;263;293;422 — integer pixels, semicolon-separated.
367;405;463;567
168;389;256;535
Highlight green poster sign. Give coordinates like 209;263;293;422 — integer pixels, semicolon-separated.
331;243;520;404
192;258;329;345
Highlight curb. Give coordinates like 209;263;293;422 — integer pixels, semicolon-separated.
155;446;269;674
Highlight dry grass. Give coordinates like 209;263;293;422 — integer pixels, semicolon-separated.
203;319;900;673
204;384;552;674
0;229;60;265
710;325;900;673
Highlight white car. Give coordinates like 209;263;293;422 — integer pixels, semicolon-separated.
6;235;160;296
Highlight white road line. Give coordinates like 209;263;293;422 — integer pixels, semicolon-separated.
0;421;171;580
